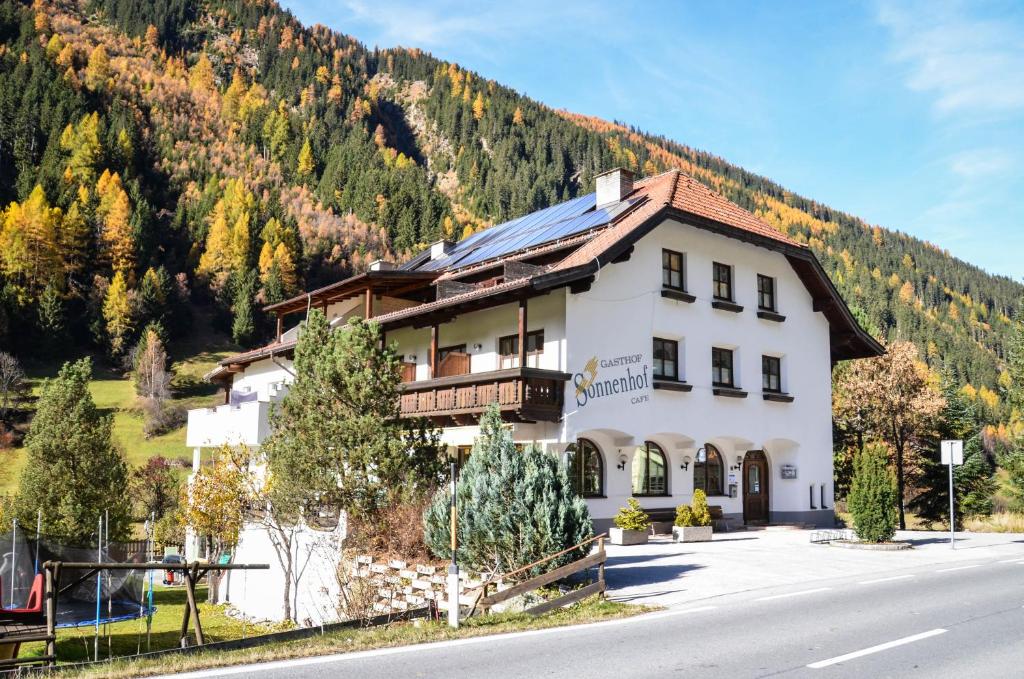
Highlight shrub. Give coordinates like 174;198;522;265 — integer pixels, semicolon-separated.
614;498;651;532
674;504;694;527
848;442;898;543
691;489;712;527
423;404;592;575
141;398;186;438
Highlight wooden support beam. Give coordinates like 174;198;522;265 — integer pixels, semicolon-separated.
364;286;373;319
275;313;283;341
429;324;439;379
518;298;528;367
182;562;205;646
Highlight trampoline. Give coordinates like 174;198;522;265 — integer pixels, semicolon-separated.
1;526;155;629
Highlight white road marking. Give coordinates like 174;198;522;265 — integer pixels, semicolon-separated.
145;605;717;679
755;587;831;602
936;564;982;573
807;628;947;669
998;559;1024;564
857;574;915;585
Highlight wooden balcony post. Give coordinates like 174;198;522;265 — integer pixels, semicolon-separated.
364;286;373;320
518;298;527;403
430;324;439;379
275;313;283;341
518;298;528;368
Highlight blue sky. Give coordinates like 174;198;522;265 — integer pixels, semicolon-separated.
283;0;1024;281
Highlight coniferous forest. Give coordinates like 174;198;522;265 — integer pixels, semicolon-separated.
0;0;1021;419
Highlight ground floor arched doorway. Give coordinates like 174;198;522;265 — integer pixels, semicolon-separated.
742;450;769;524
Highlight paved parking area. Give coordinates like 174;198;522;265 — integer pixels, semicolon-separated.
604;528;1024;607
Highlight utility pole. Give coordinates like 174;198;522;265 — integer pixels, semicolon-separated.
447;459;460;628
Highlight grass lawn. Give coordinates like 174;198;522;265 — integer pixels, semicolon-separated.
16;584;279;665
48;596;650;679
0;308;238;495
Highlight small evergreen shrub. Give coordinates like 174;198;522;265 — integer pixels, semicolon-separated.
848;442;899;543
423;404;592;575
691;489;712;527
674;504;694;527
614;498;651;532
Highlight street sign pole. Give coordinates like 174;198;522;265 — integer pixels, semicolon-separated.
948;458;955;550
941;440;963;550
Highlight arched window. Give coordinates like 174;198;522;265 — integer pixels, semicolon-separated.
565;439;603;497
694;444;725;496
632;442;668;496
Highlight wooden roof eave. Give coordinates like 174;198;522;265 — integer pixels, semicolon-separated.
263;271;439;316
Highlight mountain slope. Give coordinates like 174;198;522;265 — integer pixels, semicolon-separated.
1;0;1019;410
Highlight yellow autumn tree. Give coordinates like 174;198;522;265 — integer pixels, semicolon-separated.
296;137;314;178
189;53;215;92
59;112;102;186
144;25;159;49
0;185;62;300
103;271;133;356
197;179;254;287
96;170;135;280
221;70;248;124
512;106;524;126
472;91;485;120
84;44;110;91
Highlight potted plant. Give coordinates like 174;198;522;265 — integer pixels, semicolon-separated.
672;489;713;542
610;498;651;545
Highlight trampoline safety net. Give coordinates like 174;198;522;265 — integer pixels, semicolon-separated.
1;530;155;628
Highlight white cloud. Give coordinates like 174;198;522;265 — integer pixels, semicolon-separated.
948;148;1014;179
877;0;1024;117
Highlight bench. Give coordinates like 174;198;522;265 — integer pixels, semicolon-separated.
645;506;725;533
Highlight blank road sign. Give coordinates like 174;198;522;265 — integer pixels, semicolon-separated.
941;439;963;466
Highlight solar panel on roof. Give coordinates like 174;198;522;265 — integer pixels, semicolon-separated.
409;192;647;272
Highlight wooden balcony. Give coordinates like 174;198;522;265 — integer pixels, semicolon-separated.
397;367;571;425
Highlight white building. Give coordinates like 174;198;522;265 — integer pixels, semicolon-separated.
191;168;881;533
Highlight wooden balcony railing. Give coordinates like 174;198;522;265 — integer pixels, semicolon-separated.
397;367;571;424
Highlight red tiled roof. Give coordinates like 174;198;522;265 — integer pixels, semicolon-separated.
554;169;802;272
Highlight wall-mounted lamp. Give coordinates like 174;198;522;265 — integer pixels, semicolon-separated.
730;455;744;471
617;452;629;470
680;455;692;471
472;343;483;351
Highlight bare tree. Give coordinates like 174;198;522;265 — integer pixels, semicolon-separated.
0;352;26;420
132;328;172;402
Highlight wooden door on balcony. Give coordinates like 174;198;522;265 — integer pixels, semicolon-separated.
399;362;417;383
437;345;470;377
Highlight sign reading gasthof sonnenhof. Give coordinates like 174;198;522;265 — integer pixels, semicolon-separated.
573;353;650;407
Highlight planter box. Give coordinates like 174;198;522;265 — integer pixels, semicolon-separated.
672;525;713;543
609;527;649;546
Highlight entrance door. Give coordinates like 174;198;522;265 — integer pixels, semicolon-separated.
743;450;769;524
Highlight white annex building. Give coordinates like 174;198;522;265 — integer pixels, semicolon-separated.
188;168;882;535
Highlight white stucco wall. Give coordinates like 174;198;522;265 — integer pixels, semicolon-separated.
218;519;346;626
559;218;834;525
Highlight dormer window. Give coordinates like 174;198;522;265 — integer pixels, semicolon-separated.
713;262;733;301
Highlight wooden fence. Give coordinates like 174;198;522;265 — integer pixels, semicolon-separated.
477;534;606;616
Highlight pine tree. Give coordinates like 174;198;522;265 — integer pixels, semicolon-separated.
15;358;131;542
231;268;257;345
263;310;441;518
1007;301;1024;418
423;403;592;574
37;281;67;357
848;442;899;543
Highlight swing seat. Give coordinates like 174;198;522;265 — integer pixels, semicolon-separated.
2;574;44;615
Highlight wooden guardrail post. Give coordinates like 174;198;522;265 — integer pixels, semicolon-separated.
597;536;605;598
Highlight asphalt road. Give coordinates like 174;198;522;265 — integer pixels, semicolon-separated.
165;556;1024;679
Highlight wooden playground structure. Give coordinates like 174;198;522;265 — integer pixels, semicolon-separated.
0;560;267;671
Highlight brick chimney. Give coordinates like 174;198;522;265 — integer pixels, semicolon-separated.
595;167;635;207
